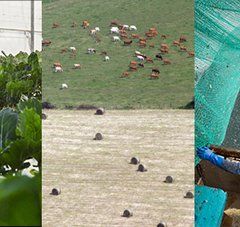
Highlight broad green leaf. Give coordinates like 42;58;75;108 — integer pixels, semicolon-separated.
0;175;41;226
0;108;18;149
17;98;42;116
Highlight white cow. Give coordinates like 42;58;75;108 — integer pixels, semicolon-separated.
73;63;81;69
54;66;63;72
90;29;97;35
69;46;76;52
110;26;119;34
87;48;96;54
61;83;68;89
95;27;100;32
136;55;145;61
135;50;141;55
123;24;129;30
112;36;120;42
130;25;137;31
104;56;110;61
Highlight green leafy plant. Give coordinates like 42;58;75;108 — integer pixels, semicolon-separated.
0;52;41;226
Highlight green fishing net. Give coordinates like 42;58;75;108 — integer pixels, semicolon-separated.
195;0;240;164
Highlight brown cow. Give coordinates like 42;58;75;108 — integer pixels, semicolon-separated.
146;57;153;63
161;44;169;50
138;63;144;68
129;65;138;71
188;51;195;57
152;68;160;74
120;33;128;38
110;20;121;26
60;48;67;54
139;37;147;42
121;71;130;78
42;39;51;46
124;39;133;45
82;20;89;29
150;73;159;79
53;62;62;68
71;21;77;27
160;48;169;54
100;51;107;55
149;43;155;48
145;32;154;38
132;34;140;39
180;46;187;51
162;59;171;65
180;35;187;42
130;61;137;66
173;40;180;46
161;34;167;39
52;22;59;28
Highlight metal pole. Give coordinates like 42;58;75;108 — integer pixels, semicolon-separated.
30;0;34;52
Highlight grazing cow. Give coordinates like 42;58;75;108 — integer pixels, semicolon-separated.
129;65;138;71
145;31;154;37
129;25;137;31
136;53;147;58
135;51;142;55
180;46;187;51
104;56;110;61
87;48;96;54
69;47;76;52
124;39;132;45
180;35;187;42
149;43;155;48
160;48;169;54
150;73;159;79
137;55;145;61
90;29;97;36
161;34;167;39
53;66;63;73
53;62;62;68
120;33;128;38
139;37;147;42
173;40;180;46
155;53;163;60
146;57;153;63
52;22;59;28
110;27;119;34
161;44;169;50
42;39;51;46
138;63;144;68
132;34;140;39
121;71;130;77
162;58;171;65
139;40;147;47
71;21;77;27
188;51;195;57
60;48;67;53
95;27;100;32
61;83;68;89
100;51;107;55
73;64;81;69
130;61;137;66
122;24;129;30
112;36;120;42
82;20;89;29
110;20;121;26
152;68;160;74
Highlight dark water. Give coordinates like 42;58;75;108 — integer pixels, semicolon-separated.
223;92;240;149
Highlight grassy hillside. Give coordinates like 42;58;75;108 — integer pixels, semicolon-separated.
43;0;194;109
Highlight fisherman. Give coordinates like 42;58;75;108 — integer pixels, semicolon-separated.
197;146;240;174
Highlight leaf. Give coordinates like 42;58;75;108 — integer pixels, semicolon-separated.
0;175;41;226
17;98;42;116
0;108;18;149
16;108;41;142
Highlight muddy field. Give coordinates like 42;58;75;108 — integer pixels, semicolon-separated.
42;110;194;227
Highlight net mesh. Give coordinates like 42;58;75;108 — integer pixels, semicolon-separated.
195;0;240;164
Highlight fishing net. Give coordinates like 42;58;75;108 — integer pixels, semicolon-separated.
195;0;240;164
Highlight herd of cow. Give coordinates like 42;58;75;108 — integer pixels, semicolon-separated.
42;19;194;88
